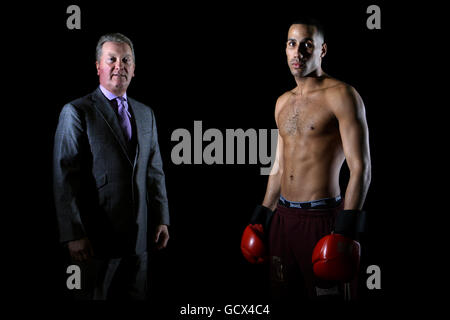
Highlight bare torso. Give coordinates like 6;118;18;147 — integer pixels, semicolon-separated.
276;76;346;202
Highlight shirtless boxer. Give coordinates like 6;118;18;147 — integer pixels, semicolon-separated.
261;19;371;301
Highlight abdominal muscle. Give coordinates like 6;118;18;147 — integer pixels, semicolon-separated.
280;136;345;202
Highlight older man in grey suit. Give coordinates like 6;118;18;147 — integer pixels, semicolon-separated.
53;33;170;300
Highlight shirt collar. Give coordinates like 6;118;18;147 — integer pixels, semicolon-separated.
99;85;127;101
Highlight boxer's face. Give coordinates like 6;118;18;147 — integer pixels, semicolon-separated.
96;41;135;96
286;24;326;78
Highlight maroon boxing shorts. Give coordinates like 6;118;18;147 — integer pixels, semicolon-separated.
268;195;347;301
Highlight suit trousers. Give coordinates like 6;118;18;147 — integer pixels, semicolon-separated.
69;251;148;300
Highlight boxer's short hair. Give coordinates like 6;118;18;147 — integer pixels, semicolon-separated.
290;17;326;42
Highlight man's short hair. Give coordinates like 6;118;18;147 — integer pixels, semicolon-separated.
95;33;135;62
290;17;326;43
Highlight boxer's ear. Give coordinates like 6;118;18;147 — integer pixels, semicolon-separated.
321;43;327;58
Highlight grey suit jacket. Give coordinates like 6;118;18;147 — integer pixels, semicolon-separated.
53;87;169;257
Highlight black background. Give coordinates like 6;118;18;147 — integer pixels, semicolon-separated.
6;0;426;316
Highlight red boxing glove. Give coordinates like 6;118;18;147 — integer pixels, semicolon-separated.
311;234;360;282
240;224;267;264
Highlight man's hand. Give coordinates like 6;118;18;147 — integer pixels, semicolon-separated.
67;237;94;262
154;224;169;250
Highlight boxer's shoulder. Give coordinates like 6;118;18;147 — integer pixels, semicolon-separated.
274;90;293;119
322;77;357;100
324;79;364;117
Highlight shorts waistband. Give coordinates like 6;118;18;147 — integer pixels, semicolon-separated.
278;195;342;209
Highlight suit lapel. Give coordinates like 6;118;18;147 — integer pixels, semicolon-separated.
128;98;149;163
91;88;133;165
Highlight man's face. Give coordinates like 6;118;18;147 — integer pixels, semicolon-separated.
96;41;135;95
286;24;326;78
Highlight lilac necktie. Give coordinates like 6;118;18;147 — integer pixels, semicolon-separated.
116;97;132;141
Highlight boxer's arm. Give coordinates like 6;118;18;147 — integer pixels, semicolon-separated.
332;85;371;210
262;133;283;210
262;97;285;211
